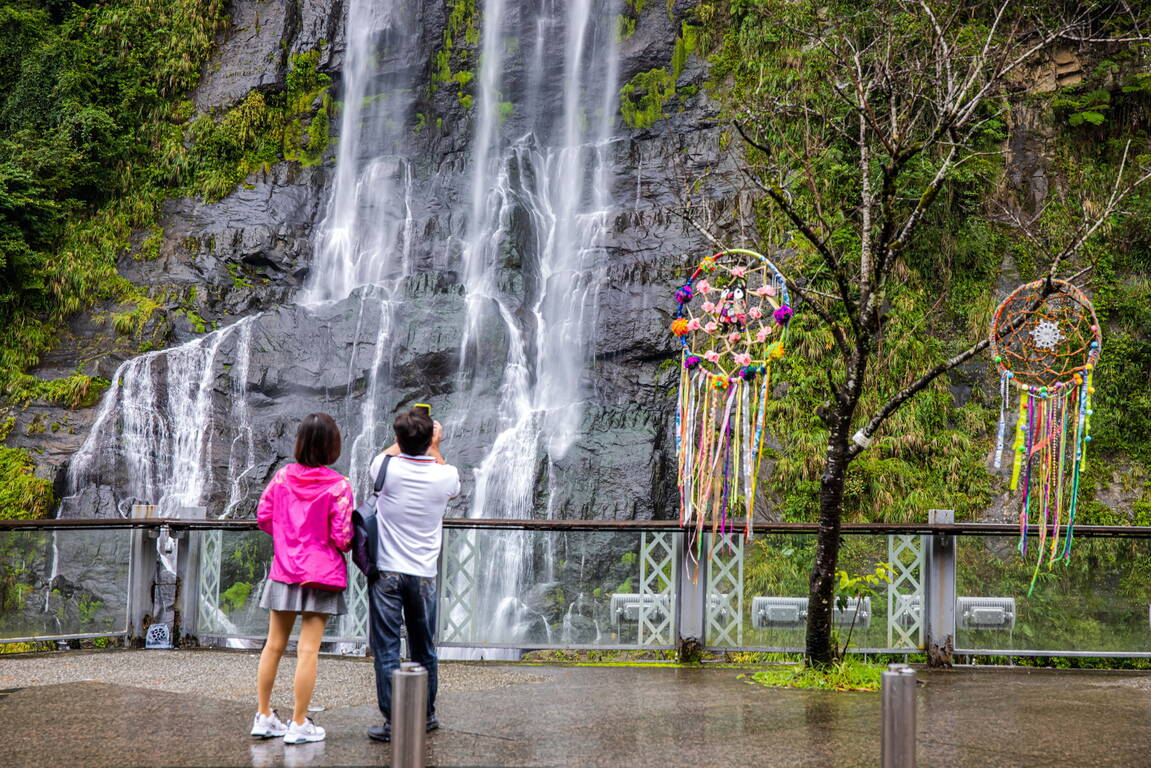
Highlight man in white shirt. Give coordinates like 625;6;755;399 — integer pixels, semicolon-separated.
366;408;460;742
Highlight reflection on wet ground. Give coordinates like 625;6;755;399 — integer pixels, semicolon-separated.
2;652;1150;767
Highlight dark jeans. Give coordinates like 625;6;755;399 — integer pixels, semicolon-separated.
368;570;438;722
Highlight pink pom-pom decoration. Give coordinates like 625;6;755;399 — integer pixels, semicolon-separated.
748;307;762;320
701;301;715;313
766;285;777;297
755;285;771;296
704;321;718;333
773;305;793;326
731;266;747;278
756;328;771;343
703;350;721;363
686;318;702;331
727;332;742;344
734;352;752;366
696;280;712;294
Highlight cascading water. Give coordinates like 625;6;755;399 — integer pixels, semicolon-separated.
63;0;623;651
453;0;620;653
302;0;424;494
67;317;258;515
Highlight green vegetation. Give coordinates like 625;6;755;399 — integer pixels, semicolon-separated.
692;0;1151;525
432;0;478;109
620;69;676;129
0;417;53;518
186;50;333;202
619;21;699;129
0;2;336;518
0;0;229;397
220;581;252;614
748;657;884;691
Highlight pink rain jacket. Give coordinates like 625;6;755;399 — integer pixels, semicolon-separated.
257;463;355;589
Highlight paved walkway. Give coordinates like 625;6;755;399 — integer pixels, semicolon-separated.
2;650;1151;766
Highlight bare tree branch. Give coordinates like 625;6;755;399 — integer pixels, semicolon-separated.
1045;141;1151;289
734;122;862;327
846;335;989;460
673;208;728;252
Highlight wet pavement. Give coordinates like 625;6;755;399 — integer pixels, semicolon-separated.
2;651;1150;766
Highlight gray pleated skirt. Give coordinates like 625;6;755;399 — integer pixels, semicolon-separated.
259;579;347;616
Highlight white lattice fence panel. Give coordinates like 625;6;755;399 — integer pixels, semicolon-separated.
438;529;478;644
706;533;745;647
638;532;676;646
341;562;369;641
197;529;222;633
886;534;924;649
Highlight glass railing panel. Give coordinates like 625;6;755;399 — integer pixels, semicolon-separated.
707;532;924;652
439;527;678;648
956;535;1151;654
195;529;368;643
0;529;130;640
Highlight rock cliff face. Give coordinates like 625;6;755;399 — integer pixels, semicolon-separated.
30;0;742;521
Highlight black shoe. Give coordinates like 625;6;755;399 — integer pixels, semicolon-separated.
367;722;391;742
426;715;440;733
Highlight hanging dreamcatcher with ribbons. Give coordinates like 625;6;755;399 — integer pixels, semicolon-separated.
671;249;793;554
990;278;1101;591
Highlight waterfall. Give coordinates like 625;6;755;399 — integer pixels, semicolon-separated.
304;0;421;493
304;1;421;304
63;0;624;651
67;319;256;515
456;0;619;652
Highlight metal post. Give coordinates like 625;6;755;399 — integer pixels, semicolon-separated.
881;663;917;768
392;662;427;768
674;530;706;661
126;528;156;643
175;528;201;645
925;509;956;667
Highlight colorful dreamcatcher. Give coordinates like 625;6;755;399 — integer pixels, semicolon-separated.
672;249;793;548
990;278;1101;589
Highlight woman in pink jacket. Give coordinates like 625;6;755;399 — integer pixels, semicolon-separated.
250;413;354;745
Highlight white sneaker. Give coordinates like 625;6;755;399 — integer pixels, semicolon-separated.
251;710;288;738
284;718;326;744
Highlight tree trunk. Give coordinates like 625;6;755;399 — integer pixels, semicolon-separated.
805;430;850;667
805;340;868;668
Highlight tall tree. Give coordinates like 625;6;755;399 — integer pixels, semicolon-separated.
692;0;1151;665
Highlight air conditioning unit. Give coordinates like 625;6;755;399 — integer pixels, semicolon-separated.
609;594;670;626
749;597;871;629
751;597;807;629
956;597;1016;630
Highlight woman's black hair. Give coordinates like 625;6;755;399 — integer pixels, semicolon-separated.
294;413;342;467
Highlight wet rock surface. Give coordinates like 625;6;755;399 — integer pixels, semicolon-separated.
193;0;345;111
36;0;730;525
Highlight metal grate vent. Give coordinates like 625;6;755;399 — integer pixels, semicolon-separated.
145;623;172;649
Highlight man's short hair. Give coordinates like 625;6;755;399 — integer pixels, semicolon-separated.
394;408;434;456
295;412;342;467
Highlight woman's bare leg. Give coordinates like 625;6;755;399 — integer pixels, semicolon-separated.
292;612;329;724
257;609;297;716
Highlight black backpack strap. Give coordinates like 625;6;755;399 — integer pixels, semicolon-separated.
373;454;393;495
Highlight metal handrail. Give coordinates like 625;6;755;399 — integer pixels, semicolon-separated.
4;517;1151;538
